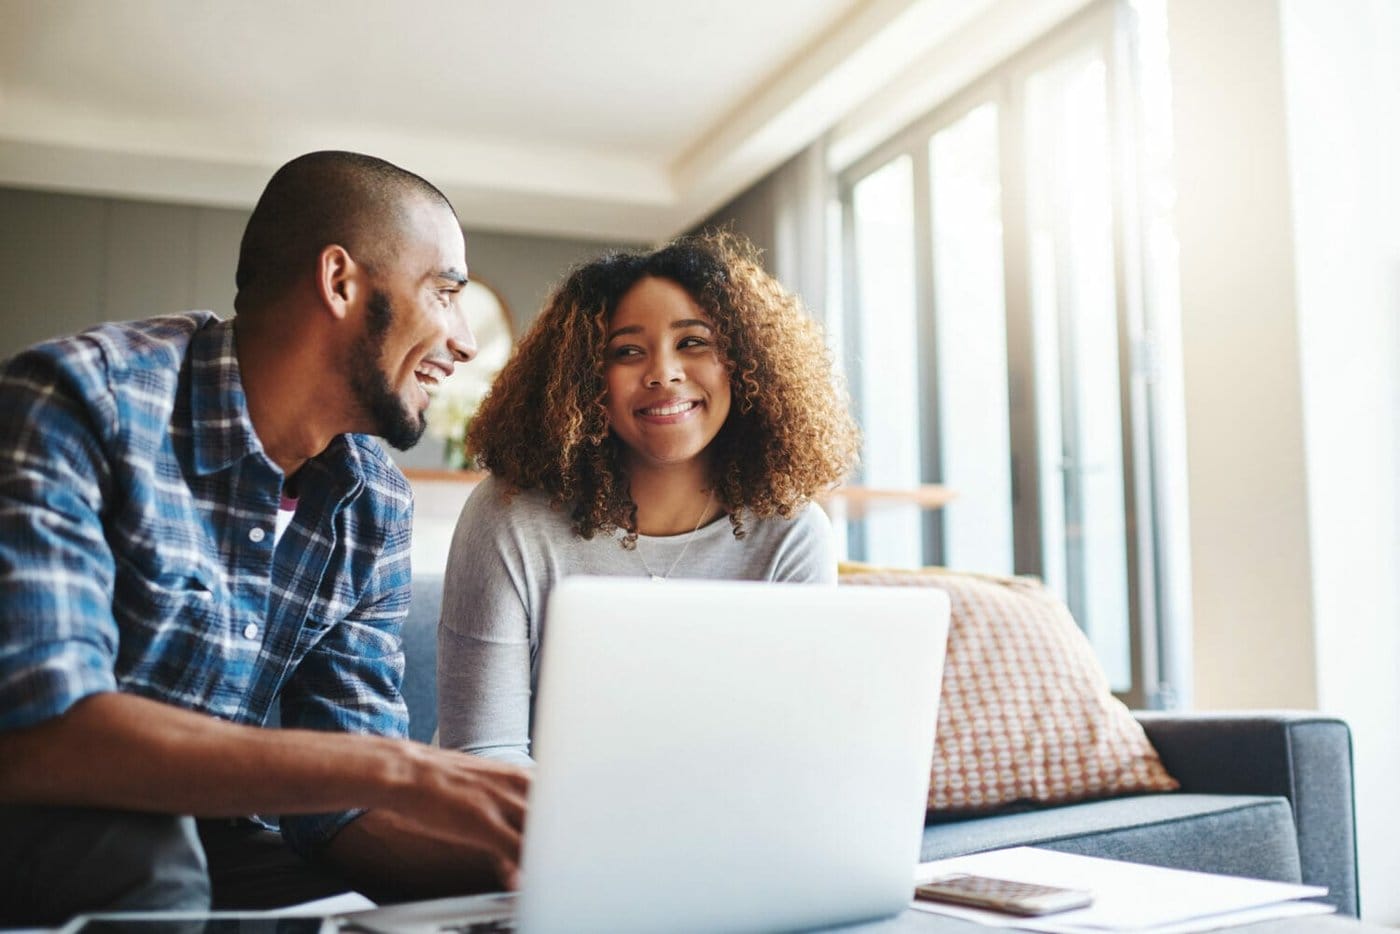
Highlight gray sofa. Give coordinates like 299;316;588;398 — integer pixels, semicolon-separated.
401;573;1359;917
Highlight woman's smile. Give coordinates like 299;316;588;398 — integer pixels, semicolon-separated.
636;397;703;421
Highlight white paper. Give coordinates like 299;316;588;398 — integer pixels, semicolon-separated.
331;891;518;933
269;891;378;916
909;847;1331;933
910;897;1334;934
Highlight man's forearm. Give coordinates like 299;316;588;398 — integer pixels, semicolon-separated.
0;692;415;817
0;691;529;889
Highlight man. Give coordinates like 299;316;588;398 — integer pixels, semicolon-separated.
0;151;528;924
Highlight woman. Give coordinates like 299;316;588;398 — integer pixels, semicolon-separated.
437;231;859;763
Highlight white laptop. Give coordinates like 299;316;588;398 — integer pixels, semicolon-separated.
344;576;950;934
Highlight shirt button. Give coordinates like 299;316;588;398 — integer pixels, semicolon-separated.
243;623;259;640
248;527;266;543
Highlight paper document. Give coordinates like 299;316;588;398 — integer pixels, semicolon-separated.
271;892;378;916
333;891;517;933
911;847;1332;933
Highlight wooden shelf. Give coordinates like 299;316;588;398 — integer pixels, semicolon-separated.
817;484;954;519
403;467;489;484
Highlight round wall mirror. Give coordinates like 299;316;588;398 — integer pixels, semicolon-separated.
425;277;513;468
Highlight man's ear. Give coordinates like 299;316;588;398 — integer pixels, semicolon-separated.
316;244;360;320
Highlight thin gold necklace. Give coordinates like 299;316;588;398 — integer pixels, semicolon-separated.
636;489;716;582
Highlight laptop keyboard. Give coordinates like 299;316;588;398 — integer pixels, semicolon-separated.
437;921;515;933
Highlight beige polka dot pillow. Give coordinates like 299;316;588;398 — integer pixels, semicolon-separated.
839;563;1178;814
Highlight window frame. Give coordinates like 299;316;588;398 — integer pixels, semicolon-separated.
835;0;1174;708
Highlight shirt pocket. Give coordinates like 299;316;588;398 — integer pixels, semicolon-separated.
111;550;231;679
114;549;225;606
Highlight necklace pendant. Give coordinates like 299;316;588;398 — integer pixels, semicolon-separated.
650;574;666;582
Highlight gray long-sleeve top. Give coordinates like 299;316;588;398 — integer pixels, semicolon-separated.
436;473;837;764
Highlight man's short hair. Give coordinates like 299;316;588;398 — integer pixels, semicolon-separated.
234;151;456;312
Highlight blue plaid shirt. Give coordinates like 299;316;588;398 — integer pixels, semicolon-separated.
0;312;414;854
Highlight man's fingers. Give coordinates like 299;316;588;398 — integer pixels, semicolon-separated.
490;776;529;831
447;760;529;829
495;854;522;891
451;755;532;793
465;802;523;870
448;777;523;855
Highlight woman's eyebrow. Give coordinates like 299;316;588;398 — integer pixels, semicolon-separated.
605;324;642;342
606;319;713;342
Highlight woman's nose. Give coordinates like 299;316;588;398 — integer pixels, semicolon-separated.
645;356;684;387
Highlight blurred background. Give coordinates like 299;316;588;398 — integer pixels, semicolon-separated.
1;0;1396;921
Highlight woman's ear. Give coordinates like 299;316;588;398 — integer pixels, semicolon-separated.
315;244;360;320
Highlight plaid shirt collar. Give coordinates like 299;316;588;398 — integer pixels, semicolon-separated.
188;317;365;500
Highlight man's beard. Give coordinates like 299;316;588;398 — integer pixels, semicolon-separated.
349;289;428;451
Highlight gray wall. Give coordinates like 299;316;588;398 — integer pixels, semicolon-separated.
694;141;831;325
458;227;635;337
0;188;249;356
0;185;642;468
0;186;639;357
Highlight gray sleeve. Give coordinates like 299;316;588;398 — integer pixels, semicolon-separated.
769;503;839;583
436;480;536;766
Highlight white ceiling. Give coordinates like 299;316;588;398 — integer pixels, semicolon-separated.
0;0;1086;242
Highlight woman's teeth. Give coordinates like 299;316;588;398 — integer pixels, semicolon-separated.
641;400;697;416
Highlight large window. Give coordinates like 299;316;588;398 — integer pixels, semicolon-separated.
848;156;923;568
930;103;1014;577
837;0;1183;706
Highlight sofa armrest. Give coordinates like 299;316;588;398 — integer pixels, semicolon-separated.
1134;711;1358;917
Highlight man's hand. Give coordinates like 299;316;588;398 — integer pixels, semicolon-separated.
329;745;530;894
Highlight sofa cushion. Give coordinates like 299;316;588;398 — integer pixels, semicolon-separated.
839;564;1178;814
921;793;1303;885
402;573;444;744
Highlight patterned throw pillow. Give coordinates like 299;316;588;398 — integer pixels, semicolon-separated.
840;563;1178;814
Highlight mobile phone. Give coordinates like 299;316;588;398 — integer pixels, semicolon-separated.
914;872;1094;916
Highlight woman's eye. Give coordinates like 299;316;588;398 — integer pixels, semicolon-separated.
679;336;709;350
609;345;641;359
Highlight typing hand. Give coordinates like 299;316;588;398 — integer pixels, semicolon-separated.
335;743;532;894
393;746;531;888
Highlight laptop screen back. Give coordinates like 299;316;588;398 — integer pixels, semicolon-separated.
518;577;950;934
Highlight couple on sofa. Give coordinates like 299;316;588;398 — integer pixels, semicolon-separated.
0;150;860;924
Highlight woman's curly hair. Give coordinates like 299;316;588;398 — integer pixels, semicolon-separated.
467;230;859;544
